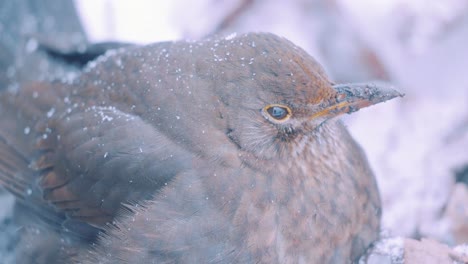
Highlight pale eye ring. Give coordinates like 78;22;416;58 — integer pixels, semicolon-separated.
263;104;292;122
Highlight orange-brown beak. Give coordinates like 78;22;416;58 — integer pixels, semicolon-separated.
310;82;404;120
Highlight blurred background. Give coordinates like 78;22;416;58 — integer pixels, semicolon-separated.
0;0;467;261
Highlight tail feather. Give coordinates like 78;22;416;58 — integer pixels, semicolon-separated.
0;129;98;241
0;136;32;199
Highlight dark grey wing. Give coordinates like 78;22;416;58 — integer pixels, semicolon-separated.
36;106;193;226
0;82;193;229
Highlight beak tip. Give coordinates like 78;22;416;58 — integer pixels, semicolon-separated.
327;81;404;116
310;82;403;121
363;81;405;103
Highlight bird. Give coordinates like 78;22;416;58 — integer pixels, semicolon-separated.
0;32;402;263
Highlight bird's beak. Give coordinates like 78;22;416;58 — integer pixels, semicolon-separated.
309;82;404;121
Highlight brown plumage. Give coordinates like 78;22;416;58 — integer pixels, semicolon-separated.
0;33;402;263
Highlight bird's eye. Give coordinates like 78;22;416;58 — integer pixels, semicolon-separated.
263;104;292;122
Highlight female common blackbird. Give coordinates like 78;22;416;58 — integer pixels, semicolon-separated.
0;33;402;263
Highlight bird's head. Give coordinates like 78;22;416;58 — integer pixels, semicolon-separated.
205;33;403;159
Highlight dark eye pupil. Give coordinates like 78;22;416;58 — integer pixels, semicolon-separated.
268;106;288;119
